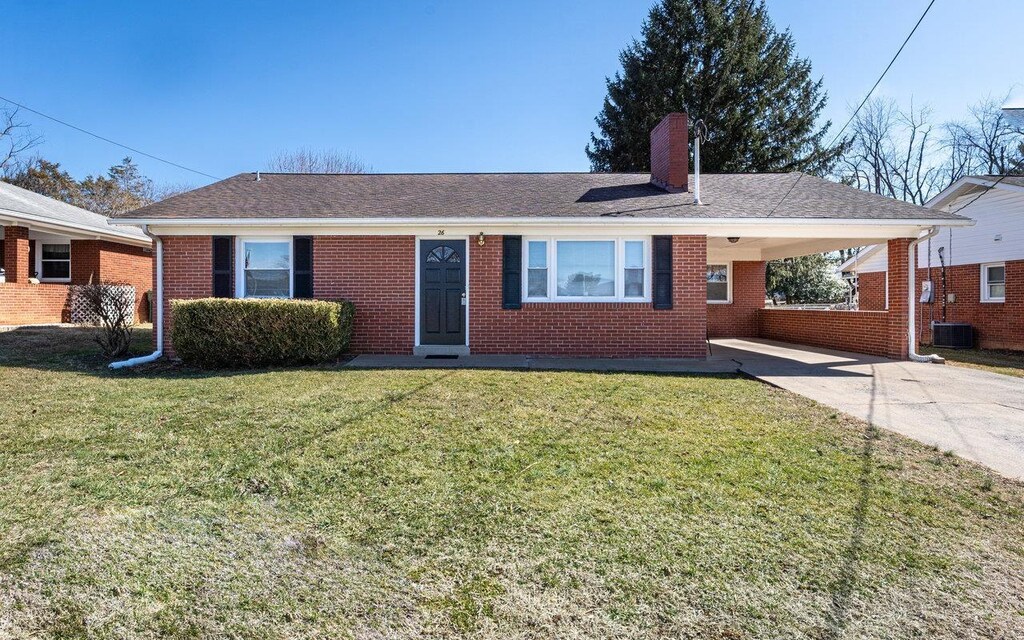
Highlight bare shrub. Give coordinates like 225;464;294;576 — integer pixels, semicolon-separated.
78;283;135;358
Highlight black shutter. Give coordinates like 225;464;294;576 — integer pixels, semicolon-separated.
502;235;522;309
293;236;313;298
212;236;233;298
652;235;673;309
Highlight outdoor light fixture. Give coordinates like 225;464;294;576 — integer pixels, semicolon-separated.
477;232;486;246
727;237;740;244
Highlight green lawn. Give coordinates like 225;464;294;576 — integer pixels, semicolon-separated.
1;327;1023;638
928;346;1024;379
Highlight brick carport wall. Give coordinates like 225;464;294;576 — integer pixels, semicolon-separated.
757;238;914;360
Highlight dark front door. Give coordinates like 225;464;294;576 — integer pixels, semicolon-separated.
420;239;466;346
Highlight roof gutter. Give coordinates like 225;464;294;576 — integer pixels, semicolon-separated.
907;226;943;364
109;226;162;369
111;216;975;228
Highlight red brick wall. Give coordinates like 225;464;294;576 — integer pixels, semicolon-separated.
159;235;418;356
313;236;416;354
68;239;152;321
916;259;1024;351
0;231;150;325
159;234;709;359
757;309;894;358
0;283;71;324
161;236;213;356
469;235;708;358
70;240;103;284
707;260;765;338
99;241;153;321
858;271;887;311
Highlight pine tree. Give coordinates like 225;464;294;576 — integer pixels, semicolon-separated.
587;0;841;175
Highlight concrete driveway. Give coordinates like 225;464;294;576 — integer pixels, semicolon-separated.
711;338;1024;480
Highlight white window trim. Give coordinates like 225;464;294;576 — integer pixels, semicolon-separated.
522;237;651;303
35;240;72;283
235;236;294;299
980;262;1005;303
706;261;732;304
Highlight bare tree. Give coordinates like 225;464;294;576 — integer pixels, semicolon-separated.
0;106;41;175
78;283;136;358
839;98;944;205
943;93;1024;176
267;148;369;173
839;94;1024;206
152;182;195;201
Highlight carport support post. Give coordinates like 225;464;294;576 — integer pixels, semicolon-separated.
886;237;914;360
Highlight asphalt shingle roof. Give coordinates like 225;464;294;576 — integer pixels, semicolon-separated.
117;172;969;222
0;180;149;241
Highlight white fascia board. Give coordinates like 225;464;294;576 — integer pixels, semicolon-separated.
0;208;151;247
127;217;972;240
926;177;1024;210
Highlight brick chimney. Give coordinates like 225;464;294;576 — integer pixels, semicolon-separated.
649;112;689;192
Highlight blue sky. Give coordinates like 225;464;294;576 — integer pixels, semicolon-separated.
4;0;1022;188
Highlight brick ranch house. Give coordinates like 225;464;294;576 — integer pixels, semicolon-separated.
113;113;971;361
1;180;152;324
840;175;1022;351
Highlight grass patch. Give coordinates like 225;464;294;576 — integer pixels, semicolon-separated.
928;346;1024;379
1;327;1023;638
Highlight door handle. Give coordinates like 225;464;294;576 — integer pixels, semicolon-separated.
461;292;467;306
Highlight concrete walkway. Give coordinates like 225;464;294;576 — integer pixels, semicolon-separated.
712;338;1024;481
345;353;737;374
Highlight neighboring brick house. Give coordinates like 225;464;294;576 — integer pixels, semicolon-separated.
840;175;1023;351
0;181;152;324
113;113;970;361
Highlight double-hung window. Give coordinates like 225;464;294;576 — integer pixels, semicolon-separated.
239;238;292;298
39;243;71;282
706;264;730;303
981;263;1005;303
523;238;649;302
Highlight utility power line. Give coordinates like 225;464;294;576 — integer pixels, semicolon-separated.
0;93;220;181
765;0;937;217
826;0;937;149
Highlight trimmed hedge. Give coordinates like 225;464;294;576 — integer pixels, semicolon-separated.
171;298;355;368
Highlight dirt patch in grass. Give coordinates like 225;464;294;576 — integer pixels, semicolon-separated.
1;327;1023;638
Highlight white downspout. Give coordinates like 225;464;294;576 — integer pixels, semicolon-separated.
109;227;163;369
907;226;943;363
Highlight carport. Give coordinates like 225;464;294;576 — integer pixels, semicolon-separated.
707;232;938;361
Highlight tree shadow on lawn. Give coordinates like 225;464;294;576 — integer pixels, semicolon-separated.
824;369;911;638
